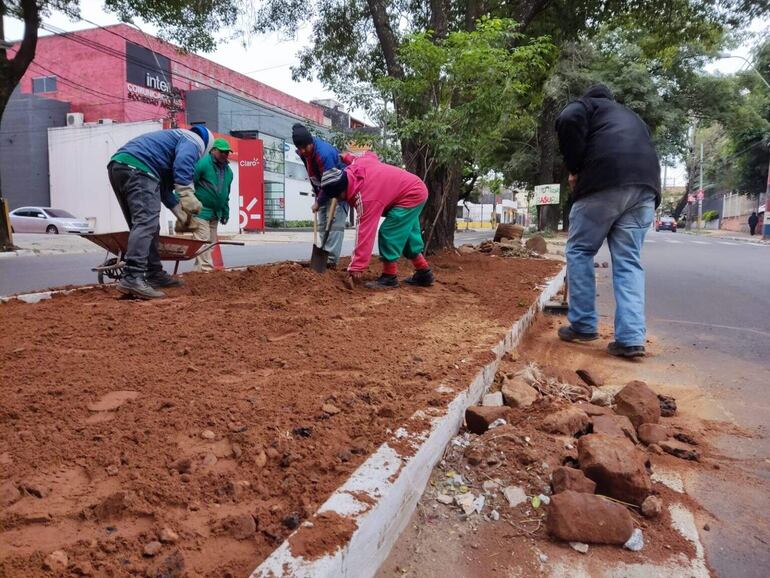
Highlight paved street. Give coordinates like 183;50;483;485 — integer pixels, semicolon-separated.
0;230;493;297
596;230;770;578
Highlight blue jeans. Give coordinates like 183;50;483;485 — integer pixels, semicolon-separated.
566;186;656;346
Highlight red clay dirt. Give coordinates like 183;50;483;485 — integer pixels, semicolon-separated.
0;252;560;577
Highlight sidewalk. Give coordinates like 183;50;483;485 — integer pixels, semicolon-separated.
681;228;770;244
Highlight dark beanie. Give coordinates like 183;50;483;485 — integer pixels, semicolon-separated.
292;123;313;148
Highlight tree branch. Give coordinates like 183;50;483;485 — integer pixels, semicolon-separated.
365;0;404;79
9;0;40;82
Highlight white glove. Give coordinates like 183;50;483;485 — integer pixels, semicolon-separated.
171;204;197;233
175;184;202;214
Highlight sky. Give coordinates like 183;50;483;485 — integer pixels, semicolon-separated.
3;2;769;187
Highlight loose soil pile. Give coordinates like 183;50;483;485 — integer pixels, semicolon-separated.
0;252;560;577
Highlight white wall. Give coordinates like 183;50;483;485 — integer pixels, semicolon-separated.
285;178;315;221
49;121;240;235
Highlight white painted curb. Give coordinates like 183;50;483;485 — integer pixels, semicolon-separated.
252;265;567;578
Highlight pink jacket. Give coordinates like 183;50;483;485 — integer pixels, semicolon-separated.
342;152;428;272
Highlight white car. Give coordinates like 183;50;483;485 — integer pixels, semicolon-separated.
10;207;94;234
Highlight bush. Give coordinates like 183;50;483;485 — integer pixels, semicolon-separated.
702;210;719;222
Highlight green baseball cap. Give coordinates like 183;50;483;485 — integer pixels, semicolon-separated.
213;138;232;152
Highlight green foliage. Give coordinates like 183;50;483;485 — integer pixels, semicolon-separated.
702;209;719;222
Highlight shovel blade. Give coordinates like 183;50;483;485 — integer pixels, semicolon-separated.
310;245;330;274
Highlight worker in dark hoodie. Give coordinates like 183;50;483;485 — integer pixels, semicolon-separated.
555;84;660;358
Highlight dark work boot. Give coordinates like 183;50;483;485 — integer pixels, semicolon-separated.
558;325;599;342
607;342;646;358
146;269;184;288
404;267;435;287
364;274;399;289
117;270;165;299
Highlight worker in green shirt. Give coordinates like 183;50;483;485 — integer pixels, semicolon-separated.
192;138;234;271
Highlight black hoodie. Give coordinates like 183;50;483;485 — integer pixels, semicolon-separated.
555;84;660;206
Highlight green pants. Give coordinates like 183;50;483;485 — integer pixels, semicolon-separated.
378;203;426;262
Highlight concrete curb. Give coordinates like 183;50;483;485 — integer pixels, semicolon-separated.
251;265;567;578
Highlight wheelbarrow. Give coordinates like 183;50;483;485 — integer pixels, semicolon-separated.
81;232;245;284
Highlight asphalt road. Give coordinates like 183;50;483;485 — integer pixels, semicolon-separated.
596;230;770;578
0;230;493;297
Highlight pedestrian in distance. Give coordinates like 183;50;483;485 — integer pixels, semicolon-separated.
555;84;661;358
748;211;759;236
292;123;351;269
191;138;234;271
107;125;214;299
319;152;435;290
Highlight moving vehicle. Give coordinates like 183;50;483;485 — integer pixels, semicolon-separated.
9;207;94;234
655;216;677;232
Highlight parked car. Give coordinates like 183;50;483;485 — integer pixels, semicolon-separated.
655;216;677;232
9;207;94;234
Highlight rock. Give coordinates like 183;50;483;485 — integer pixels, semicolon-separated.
201;453;218;467
159;528;179;544
200;430;216;440
93;492;131;522
87;390;139;412
541;407;590;436
143;541;163;557
647;443;663;455
232;443;243;459
660;439;700;461
638;423;669;446
590;388;615;407
465;406;510;435
578;434;651;505
482;392;504;407
224;513;257;540
574;402;613;417
525;235;548;255
482;479;501;493
624;528;644;551
501;377;539;408
42;550;69;572
436;494;453;505
0;481;21;506
614;381;661;428
20;482;48;498
541;365;581;386
641;495;662;518
570;542;589;554
169;458;194;474
458;244;475;255
591;414;638;444
282;513;301;530
455;493;478;516
503;486;527;508
548;491;634;544
658;394;677;417
490;509;500;521
70;560;95;576
551;467;596;495
674;432;698;445
322;403;341;415
576;369;604;387
106;465;119;476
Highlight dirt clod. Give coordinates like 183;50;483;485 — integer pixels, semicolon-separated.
42;550;68;572
641;495;663;518
159;528;179;544
465;406;510;435
657;394;677;417
0;481;21;506
143;541;163;557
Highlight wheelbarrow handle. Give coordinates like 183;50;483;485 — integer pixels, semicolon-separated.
192;240;245;258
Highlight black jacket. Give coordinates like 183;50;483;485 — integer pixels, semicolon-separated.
555;85;661;206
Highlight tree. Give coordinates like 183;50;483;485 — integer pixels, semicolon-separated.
0;0;238;249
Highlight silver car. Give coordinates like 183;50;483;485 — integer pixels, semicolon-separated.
9;207;94;234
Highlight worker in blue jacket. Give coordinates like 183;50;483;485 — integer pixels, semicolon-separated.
292;124;350;268
107;125;214;299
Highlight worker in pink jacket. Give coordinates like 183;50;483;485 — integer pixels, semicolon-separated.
319;152;434;289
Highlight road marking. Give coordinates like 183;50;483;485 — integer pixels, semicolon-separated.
691;240;710;245
645;239;656;243
653;318;770;338
717;241;739;246
664;239;682;244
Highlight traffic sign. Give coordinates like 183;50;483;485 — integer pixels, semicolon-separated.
696;190;704;201
687;195;695;203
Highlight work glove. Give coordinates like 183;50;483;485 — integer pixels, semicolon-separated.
175;184;202;214
171;204;197;233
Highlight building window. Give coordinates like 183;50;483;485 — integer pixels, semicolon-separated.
32;76;57;93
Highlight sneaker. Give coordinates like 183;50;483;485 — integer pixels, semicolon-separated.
364;274;399;289
146;269;184;288
607;342;646;358
557;325;599;342
117;274;165;299
404;267;435;287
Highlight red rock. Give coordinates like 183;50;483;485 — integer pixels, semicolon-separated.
551;467;596;494
223;513;257;540
574;402;613;417
578;434;651;505
641;495;662;518
576;369;604;387
541;365;582;386
541;407;590;436
525;235;548;255
547;491;634;544
592;414;638;444
614;380;661;428
638;423;669;445
660;439;700;461
465;406;510;435
658;394;677;417
501;377;538;408
0;481;20;507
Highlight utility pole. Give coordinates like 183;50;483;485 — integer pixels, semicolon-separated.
698;143;703;230
763;149;770;240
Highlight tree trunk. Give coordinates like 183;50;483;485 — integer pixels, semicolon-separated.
536;96;560;231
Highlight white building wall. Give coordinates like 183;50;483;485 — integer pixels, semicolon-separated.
48;121;240;235
284;178;315;221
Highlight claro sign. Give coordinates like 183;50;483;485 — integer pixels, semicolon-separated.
125;41;184;111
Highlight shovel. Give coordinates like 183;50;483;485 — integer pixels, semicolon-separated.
310;198;338;274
